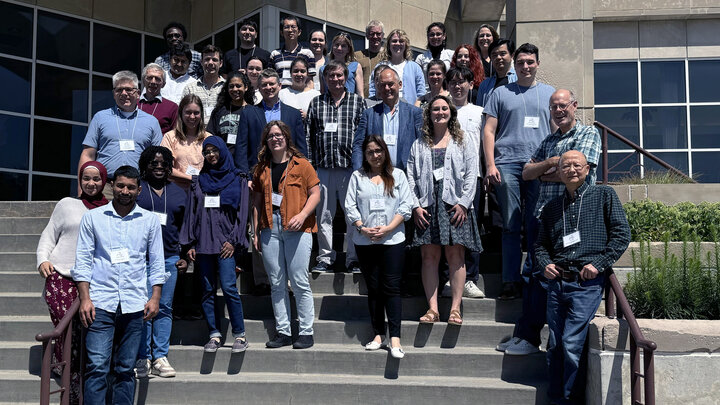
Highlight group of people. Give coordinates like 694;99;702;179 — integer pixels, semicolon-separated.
34;15;631;405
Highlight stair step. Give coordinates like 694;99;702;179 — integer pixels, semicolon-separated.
0;235;41;253
0;218;48;234
0;202;56;218
0;253;36;271
0;272;44;293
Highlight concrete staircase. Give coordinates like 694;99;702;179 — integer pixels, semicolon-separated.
0;201;549;404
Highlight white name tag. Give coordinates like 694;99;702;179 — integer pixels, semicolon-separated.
185;166;200;176
110;248;130;264
119;140;135;151
433;167;444;181
369;198;384;211
271;192;283;207
384;134;397;146
154;212;167;226
227;134;237;145
563;230;581;248
204;195;220;208
524;116;540;128
324;123;338;132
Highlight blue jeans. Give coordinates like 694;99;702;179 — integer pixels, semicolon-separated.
495;163;539;283
261;211;315;336
138;255;177;360
197;254;246;339
84;306;143;405
546;276;604;403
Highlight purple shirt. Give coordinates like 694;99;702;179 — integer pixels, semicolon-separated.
179;176;249;254
138;95;178;134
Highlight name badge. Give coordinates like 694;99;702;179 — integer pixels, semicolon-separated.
110;248;130;264
204;195;220;208
271;192;283;207
119;140;135;151
433;167;444;181
227;134;237;145
524;116;540;128
154;212;168;226
384;134;397;146
185;166;200;176
324;123;338;132
563;230;581;248
369;198;384;211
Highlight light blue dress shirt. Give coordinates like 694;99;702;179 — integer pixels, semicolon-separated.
72;202;165;314
382;103;400;165
263;100;282;123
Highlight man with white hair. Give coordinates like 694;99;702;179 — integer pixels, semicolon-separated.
78;70;163;198
354;20;385;97
139;63;178;133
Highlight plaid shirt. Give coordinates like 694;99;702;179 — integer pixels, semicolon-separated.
269;45;316;87
535;182;630;274
531;122;601;216
155;49;204;79
306;91;366;168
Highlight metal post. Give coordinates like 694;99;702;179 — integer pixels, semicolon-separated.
40;340;51;405
630;338;641;403
644;349;655;405
602;127;609;184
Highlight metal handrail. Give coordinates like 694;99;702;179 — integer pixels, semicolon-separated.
605;271;657;405
35;298;84;405
594;121;696;184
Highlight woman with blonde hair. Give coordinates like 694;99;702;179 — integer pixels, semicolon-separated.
368;29;426;104
319;32;364;97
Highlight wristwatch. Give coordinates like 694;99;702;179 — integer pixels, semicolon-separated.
355;224;364;233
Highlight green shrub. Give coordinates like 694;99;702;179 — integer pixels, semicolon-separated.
624;200;720;242
626;240;720;320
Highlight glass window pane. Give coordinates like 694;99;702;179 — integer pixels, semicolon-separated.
643;152;688;176
326;26;365;56
689;60;720;102
642;106;687;149
93;23;141;75
641;61;685;103
92;75;114;115
0;57;31;114
597;152;641;183
194;37;212;53
594;62;638;104
0;2;33;58
144;35;166;66
35;64;88;122
0;172;28;201
0;114;30;170
37;11;90;69
214;26;235;56
690;106;720;148
32;175;76;200
595;107;639;150
33;119;86;175
691;152;720;183
279;13;323;49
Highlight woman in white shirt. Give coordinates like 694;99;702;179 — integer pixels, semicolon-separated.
345;134;413;359
278;57;320;120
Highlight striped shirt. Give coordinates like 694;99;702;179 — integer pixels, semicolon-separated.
531;122;601;216
306;91;366;168
181;77;226;125
269;45;316;87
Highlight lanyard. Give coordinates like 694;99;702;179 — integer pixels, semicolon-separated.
150;186;167;214
516;83;540;118
141;99;160;117
115;108;139;145
562;191;585;234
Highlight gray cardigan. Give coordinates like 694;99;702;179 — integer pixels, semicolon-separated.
406;135;478;210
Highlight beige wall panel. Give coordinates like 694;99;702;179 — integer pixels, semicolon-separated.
326;0;369;32
145;0;192;36
516;0;591;22
437;16;460;49
593;0;720;19
401;2;432;50
304;0;327;21
37;0;91;17
402;0;455;18
92;0;144;30
687;19;720;58
212;0;234;30
370;0;401;36
234;0;264;18
593;21;639;60
190;0;213;41
638;20;686;59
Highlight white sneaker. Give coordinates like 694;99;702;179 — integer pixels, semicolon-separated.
463;281;485;298
504;338;540;355
390;346;405;359
151;356;176;378
441;281;452;297
135;358;150;378
495;337;520;352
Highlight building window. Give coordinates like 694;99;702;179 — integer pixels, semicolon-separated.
595;59;720;182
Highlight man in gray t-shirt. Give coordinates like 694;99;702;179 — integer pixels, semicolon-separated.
482;43;556;302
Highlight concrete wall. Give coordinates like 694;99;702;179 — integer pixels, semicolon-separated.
593;0;720;21
611;184;720;204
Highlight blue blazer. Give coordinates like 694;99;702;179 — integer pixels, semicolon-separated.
352;101;423;171
233;102;307;176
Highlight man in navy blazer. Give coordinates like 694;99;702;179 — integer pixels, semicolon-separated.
352;66;423;171
233;68;307;176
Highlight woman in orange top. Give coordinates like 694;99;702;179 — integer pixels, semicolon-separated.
251;120;320;350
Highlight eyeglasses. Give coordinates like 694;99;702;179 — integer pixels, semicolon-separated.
367;32;383;38
149;160;169;168
550;102;574;111
366;149;384;156
268;134;285;140
283;25;298;30
428;32;444;38
113;87;138;95
448;80;468;87
202;149;220;156
560;163;586;171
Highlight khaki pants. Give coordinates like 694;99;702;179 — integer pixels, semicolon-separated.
102;183;114;200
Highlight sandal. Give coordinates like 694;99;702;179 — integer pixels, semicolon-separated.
448;309;463;326
419;309;439;324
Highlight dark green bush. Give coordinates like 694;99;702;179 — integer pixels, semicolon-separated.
624;200;720;242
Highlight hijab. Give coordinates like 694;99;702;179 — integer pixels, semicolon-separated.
198;136;242;207
78;161;109;210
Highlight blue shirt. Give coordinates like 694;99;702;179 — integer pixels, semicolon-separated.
262;100;282;123
82;106;163;177
71;202;165;314
136;181;188;258
475;68;517;107
383;103;400;165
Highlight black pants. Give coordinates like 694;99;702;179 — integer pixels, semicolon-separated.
355;242;405;338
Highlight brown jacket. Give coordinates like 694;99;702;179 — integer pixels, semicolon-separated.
253;155;320;232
